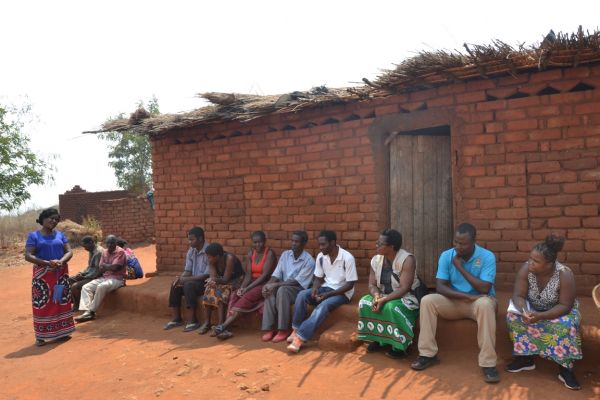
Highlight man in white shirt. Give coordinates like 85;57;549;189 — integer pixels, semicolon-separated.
287;230;358;353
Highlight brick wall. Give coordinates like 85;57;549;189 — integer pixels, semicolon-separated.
151;65;600;294
98;196;155;244
59;186;131;224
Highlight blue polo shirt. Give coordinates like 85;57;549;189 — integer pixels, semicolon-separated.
436;244;496;296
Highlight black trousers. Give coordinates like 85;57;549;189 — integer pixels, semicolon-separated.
168;280;205;309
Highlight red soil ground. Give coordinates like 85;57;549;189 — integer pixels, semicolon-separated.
1;244;599;400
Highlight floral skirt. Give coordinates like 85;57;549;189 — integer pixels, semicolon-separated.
32;265;75;340
202;282;233;308
356;294;419;351
506;303;582;368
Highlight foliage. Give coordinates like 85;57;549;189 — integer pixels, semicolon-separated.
0;102;51;212
100;96;159;193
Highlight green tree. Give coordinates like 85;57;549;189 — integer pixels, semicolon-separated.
0;102;50;212
100;96;159;193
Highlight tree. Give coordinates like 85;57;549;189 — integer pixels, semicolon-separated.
100;96;159;193
0;101;51;212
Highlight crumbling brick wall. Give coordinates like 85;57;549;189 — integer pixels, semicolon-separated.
98;196;155;244
59;185;130;224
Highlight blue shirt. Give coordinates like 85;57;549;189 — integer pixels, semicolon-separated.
184;243;209;277
272;249;315;289
436;244;496;296
26;230;68;261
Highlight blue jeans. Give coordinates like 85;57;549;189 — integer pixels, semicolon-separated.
292;286;349;341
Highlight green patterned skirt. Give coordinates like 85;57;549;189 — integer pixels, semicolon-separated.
507;303;582;368
357;294;419;351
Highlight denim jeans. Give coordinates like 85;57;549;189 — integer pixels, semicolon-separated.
292;286;349;341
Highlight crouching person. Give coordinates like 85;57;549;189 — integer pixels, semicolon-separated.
287;230;358;353
75;235;126;322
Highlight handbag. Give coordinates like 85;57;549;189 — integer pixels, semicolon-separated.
52;268;65;304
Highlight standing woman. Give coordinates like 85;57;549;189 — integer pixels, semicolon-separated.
24;208;75;346
357;229;421;358
198;243;244;335
213;231;277;339
506;234;582;390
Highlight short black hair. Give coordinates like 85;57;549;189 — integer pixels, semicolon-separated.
188;226;205;239
318;230;337;242
381;229;403;251
205;243;224;257
81;235;95;245
251;231;266;241
36;208;60;225
456;223;476;241
116;238;127;247
533;234;565;263
292;230;308;243
105;235;117;244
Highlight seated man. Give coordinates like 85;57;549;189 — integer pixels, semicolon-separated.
287;230;358;353
75;235;127;322
164;227;209;332
261;230;315;343
69;235;103;311
411;223;499;383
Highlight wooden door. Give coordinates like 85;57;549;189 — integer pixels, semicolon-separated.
389;131;453;286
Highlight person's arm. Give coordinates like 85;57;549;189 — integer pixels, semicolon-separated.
311;275;325;298
368;266;381;298
243;249;276;293
451;253;493;295
436;278;479;301
524;268;576;323
100;251;127;272
25;246;51;267
214;254;236;285
57;242;73;265
317;255;358;301
375;256;416;310
511;263;529;314
238;251;253;291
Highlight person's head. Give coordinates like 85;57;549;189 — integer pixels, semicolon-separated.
317;230;337;255
205;243;224;266
453;223;476;258
529;234;565;273
188;226;205;249
81;235;96;252
376;229;403;254
36;208;60;230
251;231;267;252
105;235;118;252
290;230;308;253
116;238;127;248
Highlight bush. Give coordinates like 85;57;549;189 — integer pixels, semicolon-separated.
57;218;103;247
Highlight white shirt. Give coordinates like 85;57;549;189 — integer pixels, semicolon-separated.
315;246;358;300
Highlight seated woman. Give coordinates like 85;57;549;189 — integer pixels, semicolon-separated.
198;243;244;335
506;234;582;390
213;231;276;339
116;238;143;279
357;229;420;358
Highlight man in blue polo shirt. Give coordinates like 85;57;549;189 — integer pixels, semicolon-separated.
411;223;499;383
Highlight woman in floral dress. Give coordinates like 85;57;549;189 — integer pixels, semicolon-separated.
506;234;582;390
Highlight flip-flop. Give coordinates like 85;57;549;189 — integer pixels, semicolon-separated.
217;330;234;340
183;322;201;332
163;320;184;330
197;324;211;335
35;339;46;347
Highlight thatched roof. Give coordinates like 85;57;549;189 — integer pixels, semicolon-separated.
87;27;600;137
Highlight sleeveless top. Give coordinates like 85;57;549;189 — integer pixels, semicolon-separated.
216;252;244;283
371;249;419;306
527;261;570;311
250;247;270;279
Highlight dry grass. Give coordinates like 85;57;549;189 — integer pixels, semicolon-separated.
57;218;103;247
0;208;42;268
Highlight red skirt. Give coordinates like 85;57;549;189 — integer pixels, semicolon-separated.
227;284;266;315
32;265;75;340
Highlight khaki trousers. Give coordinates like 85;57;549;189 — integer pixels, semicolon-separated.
79;277;124;313
417;293;497;367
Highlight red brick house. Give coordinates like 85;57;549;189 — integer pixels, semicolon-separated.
97;30;600;294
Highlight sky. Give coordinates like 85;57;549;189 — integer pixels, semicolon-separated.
1;0;598;213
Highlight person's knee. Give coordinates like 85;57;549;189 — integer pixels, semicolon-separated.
474;296;496;314
420;293;438;309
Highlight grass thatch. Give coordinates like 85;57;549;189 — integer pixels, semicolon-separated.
85;27;600;137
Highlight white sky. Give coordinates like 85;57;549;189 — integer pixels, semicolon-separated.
1;0;598;213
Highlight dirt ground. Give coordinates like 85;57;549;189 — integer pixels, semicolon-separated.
1;244;599;400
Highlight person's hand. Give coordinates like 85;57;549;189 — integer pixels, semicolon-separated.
523;311;540;324
237;287;247;296
452;255;463;269
463;293;483;302
315;292;330;303
311;288;319;299
372;295;387;312
262;283;275;298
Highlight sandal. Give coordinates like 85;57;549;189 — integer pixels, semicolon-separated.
183;322;201;332
35;339;46;347
217;330;234;340
197;324;211;335
163;320;184;330
210;325;224;337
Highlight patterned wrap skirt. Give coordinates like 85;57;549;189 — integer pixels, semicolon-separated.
227;284;266;315
357;294;419;351
507;302;583;368
32;265;75;340
202;282;233;308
